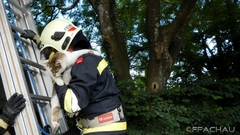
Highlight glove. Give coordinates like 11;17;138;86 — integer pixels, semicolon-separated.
0;93;26;125
21;30;41;47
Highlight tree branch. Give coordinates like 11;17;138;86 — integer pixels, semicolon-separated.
167;0;197;39
168;0;197;63
57;0;80;11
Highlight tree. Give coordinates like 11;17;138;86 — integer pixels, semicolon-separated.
31;0;198;93
86;0;198;92
30;0;240;134
85;0;198;92
171;0;240;82
145;0;197;92
88;0;132;86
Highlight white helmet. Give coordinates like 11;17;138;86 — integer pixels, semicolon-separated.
40;19;81;59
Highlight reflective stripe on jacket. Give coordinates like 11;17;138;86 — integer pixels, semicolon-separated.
55;53;122;118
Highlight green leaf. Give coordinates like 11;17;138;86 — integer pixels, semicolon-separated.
212;95;222;100
214;107;223;112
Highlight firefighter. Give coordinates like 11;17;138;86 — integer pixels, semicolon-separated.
21;19;127;135
0;93;26;135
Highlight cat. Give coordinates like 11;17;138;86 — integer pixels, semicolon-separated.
43;49;101;130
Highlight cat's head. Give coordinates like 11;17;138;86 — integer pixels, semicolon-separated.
43;52;66;77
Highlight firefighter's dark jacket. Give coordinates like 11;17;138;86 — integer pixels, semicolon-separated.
0;123;14;135
55;53;122;118
0;126;5;135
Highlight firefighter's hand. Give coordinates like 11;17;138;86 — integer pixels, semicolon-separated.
21;30;41;46
0;93;26;125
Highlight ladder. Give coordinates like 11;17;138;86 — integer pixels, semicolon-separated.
0;0;68;134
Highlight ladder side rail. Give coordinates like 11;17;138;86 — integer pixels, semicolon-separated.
6;0;69;133
4;4;22;19
0;1;41;134
11;0;69;132
15;0;56;128
9;0;55;100
7;0;28;14
18;0;54;99
19;0;69;132
8;0;53;129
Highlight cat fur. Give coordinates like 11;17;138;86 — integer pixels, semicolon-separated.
43;49;101;130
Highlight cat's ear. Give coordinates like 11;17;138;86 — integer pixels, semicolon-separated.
55;60;62;66
42;60;49;65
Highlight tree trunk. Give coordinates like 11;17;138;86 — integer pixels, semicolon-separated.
88;0;135;89
146;0;197;93
88;0;197;93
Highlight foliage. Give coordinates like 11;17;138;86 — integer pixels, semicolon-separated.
117;1;240;132
29;0;240;134
117;0;149;77
119;77;240;135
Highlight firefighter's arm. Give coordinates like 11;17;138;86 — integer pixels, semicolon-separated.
54;56;99;114
0;93;26;125
0;93;26;135
54;84;81;114
0;119;8;134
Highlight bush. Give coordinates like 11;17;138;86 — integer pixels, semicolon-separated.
120;78;240;135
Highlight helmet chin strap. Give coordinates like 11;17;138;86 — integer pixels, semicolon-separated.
49;52;55;60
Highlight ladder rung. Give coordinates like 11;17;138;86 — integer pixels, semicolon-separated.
10;23;26;34
12;32;31;46
22;64;38;74
20;56;46;71
4;3;22;19
30;93;51;102
31;100;48;106
6;0;28;14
